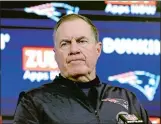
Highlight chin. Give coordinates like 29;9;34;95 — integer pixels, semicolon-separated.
67;66;89;76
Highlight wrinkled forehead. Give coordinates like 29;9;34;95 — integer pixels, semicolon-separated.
54;19;94;43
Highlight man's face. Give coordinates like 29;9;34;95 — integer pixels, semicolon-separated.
54;19;102;78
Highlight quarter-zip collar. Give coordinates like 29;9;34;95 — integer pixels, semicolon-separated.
54;74;101;89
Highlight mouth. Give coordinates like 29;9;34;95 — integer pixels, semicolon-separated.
68;59;85;64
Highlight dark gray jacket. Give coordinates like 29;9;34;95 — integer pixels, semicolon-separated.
13;75;151;124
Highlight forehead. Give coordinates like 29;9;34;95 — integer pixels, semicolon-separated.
55;19;93;40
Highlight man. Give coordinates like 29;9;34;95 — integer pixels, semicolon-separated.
13;14;151;124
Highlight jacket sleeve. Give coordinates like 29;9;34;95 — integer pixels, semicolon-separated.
129;92;152;124
13;92;40;124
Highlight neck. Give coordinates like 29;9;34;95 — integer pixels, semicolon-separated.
61;70;96;83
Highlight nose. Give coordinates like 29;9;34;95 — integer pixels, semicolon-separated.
69;38;80;55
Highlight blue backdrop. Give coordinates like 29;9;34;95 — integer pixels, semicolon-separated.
1;18;160;117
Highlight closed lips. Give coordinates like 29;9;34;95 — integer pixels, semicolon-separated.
68;59;85;63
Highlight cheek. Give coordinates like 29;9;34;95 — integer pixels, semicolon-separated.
88;53;97;65
84;48;98;67
56;52;67;67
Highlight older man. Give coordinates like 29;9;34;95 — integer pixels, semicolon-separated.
13;14;151;124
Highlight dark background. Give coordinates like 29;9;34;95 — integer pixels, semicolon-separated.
1;1;161;21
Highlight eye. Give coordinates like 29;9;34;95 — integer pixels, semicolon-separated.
60;41;70;47
78;40;88;43
61;42;67;46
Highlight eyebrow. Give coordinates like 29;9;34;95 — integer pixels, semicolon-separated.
76;36;88;41
60;36;88;44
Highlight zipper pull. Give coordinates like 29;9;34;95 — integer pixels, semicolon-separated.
95;110;100;123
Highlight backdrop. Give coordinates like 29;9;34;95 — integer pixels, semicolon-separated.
1;18;160;118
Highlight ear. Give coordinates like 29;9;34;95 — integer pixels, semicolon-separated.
96;42;102;57
54;48;57;62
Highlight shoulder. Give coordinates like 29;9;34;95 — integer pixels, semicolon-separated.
21;80;61;99
100;82;142;111
101;82;137;100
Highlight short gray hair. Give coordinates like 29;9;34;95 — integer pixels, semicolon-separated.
53;14;99;43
